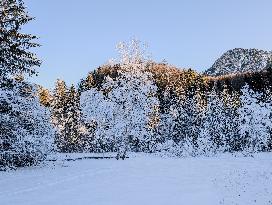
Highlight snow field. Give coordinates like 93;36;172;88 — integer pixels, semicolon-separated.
0;153;272;205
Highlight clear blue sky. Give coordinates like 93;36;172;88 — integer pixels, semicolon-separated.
24;0;272;89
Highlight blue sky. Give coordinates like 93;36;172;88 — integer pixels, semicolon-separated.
24;0;272;89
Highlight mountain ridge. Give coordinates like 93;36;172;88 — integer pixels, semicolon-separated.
205;48;272;76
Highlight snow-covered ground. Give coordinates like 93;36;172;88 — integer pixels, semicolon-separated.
0;153;272;205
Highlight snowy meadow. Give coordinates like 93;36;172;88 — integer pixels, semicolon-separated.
1;153;272;205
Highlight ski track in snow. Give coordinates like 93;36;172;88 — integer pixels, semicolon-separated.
0;153;272;205
0;167;112;196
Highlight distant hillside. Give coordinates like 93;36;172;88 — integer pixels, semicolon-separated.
205;48;272;76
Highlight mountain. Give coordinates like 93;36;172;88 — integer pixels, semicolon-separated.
205;48;272;76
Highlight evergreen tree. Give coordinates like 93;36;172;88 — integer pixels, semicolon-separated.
0;0;41;81
156;87;177;149
237;84;271;154
0;81;54;168
198;88;228;155
168;93;186;145
220;86;240;152
0;0;54;169
65;85;82;152
182;90;205;156
166;89;204;156
51;79;69;152
38;86;52;107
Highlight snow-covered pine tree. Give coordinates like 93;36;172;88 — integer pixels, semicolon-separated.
198;88;228;155
182;89;205;156
154;87;176;155
237;84;272;154
165;96;187;156
0;81;54;168
166;88;204;157
52;81;85;153
220;86;240;152
167;91;185;144
51;79;69;152
0;0;54;168
64;85;82;152
0;0;41;82
264;87;272;151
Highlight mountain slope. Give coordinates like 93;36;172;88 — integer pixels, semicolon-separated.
205;48;271;76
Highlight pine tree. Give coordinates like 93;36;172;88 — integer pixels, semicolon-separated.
220;86;240;152
0;0;41;81
237;84;271;154
65;85;82;152
168;92;186;144
51;79;69;152
198;88;228;155
155;86;177;151
0;81;54;168
52;82;83;152
38;86;52;107
182;90;205;156
0;0;54;169
167;88;204;156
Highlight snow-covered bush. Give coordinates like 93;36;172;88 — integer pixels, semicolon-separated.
0;81;54;168
80;88;116;152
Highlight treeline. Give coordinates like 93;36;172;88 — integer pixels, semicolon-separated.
44;41;272;158
206;63;272;93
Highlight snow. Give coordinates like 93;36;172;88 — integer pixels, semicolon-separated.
1;153;272;205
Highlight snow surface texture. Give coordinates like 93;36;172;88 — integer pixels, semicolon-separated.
1;153;272;205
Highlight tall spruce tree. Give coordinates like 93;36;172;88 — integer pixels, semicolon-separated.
0;0;54;168
52;82;86;152
51;79;69;152
65;85;82;152
220;86;240;152
0;0;41;82
182;89;205;156
166;88;204;156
